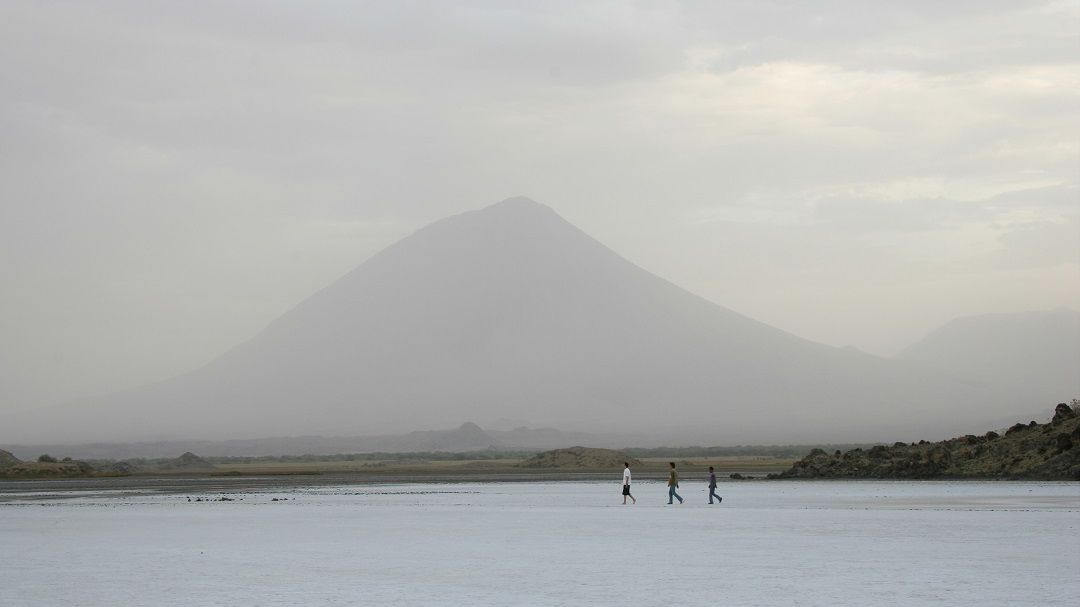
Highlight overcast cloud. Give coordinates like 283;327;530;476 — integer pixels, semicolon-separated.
1;0;1077;410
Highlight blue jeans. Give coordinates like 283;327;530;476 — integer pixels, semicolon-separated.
709;487;722;503
668;486;683;504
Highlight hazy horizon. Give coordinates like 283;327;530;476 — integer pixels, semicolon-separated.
5;197;1076;446
2;2;1078;422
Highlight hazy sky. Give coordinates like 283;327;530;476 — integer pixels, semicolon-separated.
2;1;1077;411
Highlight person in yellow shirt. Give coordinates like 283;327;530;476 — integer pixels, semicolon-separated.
667;461;683;504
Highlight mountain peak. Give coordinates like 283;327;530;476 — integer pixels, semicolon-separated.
418;195;570;246
476;196;555;218
488;195;545;209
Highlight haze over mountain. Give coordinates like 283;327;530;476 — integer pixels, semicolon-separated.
897;308;1080;405
10;198;1029;445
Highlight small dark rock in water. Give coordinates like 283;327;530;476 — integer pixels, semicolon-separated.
729;473;745;480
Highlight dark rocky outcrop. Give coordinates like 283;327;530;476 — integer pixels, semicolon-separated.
517;447;641;470
1053;402;1075;423
0;449;21;472
4;459;96;478
773;403;1080;480
1;448;98;478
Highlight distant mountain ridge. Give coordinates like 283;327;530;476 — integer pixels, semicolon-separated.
9;197;1030;445
897;308;1080;404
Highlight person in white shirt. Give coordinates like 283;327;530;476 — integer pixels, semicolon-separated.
622;462;636;504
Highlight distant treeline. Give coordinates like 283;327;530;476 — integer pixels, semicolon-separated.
84;445;875;467
623;444;877;459
215;450;538;464
93;450;534;466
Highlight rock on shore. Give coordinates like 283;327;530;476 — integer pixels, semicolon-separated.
0;449;21;472
774;403;1080;480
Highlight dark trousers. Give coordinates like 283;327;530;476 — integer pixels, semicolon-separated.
709;487;722;503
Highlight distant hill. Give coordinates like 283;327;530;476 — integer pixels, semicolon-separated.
0;449;20;472
4;422;606;460
11;197;1021;445
774;402;1080;480
518;447;641;470
0;452;97;478
163;451;213;470
897;308;1080;405
390;422;499;452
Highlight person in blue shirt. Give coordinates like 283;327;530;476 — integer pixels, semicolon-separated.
708;466;722;504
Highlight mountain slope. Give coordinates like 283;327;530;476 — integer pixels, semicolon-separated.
12;197;1019;444
897;308;1080;404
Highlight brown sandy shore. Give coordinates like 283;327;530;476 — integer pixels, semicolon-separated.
0;456;792;502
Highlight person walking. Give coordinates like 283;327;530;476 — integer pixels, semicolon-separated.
708;466;722;504
667;462;683;504
622;462;636;505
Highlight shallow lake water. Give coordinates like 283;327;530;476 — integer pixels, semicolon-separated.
2;480;1077;606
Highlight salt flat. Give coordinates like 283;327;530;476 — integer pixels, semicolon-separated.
2;480;1077;606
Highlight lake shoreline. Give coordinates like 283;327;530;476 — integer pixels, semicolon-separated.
5;469;1077;504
